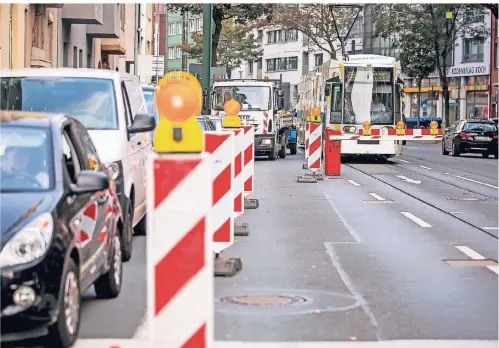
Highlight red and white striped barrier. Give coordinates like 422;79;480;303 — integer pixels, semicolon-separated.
329;128;444;141
223;127;245;218
79;202;98;247
205;131;235;254
262;111;269;135
146;152;214;348
242;125;254;196
308;122;322;172
304;121;310;159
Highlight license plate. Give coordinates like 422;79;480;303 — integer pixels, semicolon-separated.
474;136;491;141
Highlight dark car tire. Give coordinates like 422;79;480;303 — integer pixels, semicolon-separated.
442;141;449;155
269;147;277;161
135;214;147;236
495;153;498;159
482;152;490;158
290;143;297;155
45;259;80;348
451;140;460;157
94;235;123;299
121;203;133;262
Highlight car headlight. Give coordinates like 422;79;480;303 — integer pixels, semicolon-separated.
106;162;120;180
261;139;272;145
0;213;53;268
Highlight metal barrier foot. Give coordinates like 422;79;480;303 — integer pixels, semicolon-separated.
214;256;243;277
310;172;324;180
297;175;317;183
234;223;249;236
302;163;309;169
244;198;259;209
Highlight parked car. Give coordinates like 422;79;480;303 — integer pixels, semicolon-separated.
0;111;123;348
197;116;216;131
442;119;498;158
1;69;156;261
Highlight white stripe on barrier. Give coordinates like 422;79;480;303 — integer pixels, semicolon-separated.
242;125;255;197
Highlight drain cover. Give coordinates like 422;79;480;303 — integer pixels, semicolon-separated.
220;294;307;307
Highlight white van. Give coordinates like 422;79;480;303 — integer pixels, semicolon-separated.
0;69;156;262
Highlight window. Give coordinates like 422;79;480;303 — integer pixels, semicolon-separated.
463;39;484;62
349;18;363;38
197;18;203;31
1;77;119;130
73;46;78;68
87;54;92;68
73;121;101;171
266;58;274;71
62;129;81;184
176;46;182;59
79;49;83;68
288;57;298;69
256;59;262;70
121;82;133;125
189;19;195;32
266;57;298;71
330;84;342;124
258;30;263;42
466;91;489;118
63;42;69;67
168;23;175;36
248;60;254;74
314;53;323;66
168;47;175;59
267;29;298;44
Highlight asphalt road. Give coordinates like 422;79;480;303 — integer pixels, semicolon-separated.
9;142;498;347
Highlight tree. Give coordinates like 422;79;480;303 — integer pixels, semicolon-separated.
181;19;263;79
373;4;489;127
398;32;437;127
482;4;498;19
257;4;362;60
166;4;275;66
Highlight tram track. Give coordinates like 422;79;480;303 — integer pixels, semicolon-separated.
345;162;499;240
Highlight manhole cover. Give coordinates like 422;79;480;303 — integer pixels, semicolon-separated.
220;294;307;307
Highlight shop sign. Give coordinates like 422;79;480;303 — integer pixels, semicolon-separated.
429;64;489;78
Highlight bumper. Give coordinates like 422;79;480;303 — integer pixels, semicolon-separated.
1;256;63;341
460;141;498;153
254;135;275;156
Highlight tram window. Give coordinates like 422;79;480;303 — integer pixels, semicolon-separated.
330;84;342;124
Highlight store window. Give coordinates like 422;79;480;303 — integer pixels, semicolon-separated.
410;92;438;119
466;91;489;118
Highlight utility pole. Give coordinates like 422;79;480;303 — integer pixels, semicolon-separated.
134;4;140;76
181;12;188;71
201;3;212;114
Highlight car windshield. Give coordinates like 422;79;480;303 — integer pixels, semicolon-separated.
465;122;497;132
142;87;159;124
1;77;118;130
212;86;271;111
0;126;53;191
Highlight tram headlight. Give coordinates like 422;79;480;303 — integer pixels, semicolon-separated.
343;126;357;133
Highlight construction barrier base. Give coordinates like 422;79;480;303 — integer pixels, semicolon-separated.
244;198;259;210
302;163;308;169
214;256;243;277
310;172;324;180
234;223;249;236
297;175;318;183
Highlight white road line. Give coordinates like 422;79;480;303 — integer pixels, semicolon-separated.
400;212;432;228
419;165;432;170
455;246;498;275
324;193;362;243
444;173;499;190
482;227;499;230
347;180;361;187
397;159;411;164
369;192;386;201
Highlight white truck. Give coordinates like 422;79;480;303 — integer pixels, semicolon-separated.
210;76;289;160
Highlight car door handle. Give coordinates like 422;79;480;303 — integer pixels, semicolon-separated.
137;141;142;146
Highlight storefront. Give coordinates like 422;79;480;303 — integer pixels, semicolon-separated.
465;76;489;118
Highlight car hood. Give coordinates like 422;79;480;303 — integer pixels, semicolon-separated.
0;192;58;248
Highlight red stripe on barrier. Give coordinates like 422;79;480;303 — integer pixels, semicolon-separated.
413;136;423;139
234;193;243;213
421;129;431;135
387;128;396;135
213;164;231;206
154;159;202;208
309;123;320;133
234;153;242;177
80;231;89;242
182;323;207;348
310;158;321;169
155;217;205;315
405;129;414;135
83;203;96;219
244;177;253;192
309;137;321;154
244;144;253;166
205;133;231;153
305;139;309;148
213;218;231;242
351;136;360;140
372;128;380;136
243;126;252;134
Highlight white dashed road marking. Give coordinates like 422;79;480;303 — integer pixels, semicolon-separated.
397;159;411;164
347;180;361;187
455;246;498;275
400;212;432;228
419;165;432;170
444;173;499;190
368;193;386;201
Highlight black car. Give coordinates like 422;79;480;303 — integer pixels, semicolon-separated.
442;119;498;158
0;112;123;347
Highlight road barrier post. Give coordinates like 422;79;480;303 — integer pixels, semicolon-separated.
222;100;249;236
302;110;311;169
204;131;242;277
242;125;259;210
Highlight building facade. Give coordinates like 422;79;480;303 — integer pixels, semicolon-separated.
490;14;498;119
403;11;493;126
0;4;60;69
167;11;202;72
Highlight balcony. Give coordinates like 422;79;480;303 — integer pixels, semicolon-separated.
62;4;103;25
86;4;120;39
101;32;126;55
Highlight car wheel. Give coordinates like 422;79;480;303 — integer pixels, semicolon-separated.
44;259;80;348
442;141;449;155
121;203;133;262
94;235;123;299
135;214;147;236
451;140;460;157
494;152;498;159
482;152;490;158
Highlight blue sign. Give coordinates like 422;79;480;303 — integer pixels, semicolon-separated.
421;99;427;107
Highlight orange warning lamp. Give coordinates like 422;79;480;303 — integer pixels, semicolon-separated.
222;99;241;128
154;71;203;153
362;120;372;136
396;120;405;135
305;109;312;122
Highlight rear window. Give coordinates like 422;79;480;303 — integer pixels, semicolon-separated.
464;122;497;132
1;77;118;130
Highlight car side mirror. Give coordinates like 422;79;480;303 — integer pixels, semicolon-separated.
128;114;156;134
71;170;109;194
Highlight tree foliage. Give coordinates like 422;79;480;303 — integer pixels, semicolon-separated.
166;4;275;66
256;4;362;60
373;4;490;125
180;19;263;79
481;4;498;19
